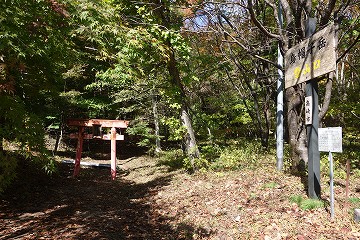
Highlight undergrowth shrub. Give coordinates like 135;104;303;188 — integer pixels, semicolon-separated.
320;153;347;179
320;152;360;182
349;197;360;209
0;151;56;194
0;152;18;193
289;195;325;210
210;140;266;171
183;157;210;172
158;149;186;171
200;144;222;161
158;140;270;172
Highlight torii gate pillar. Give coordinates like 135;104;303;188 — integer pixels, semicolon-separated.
110;127;117;180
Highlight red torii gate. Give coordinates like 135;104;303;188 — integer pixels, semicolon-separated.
67;119;129;180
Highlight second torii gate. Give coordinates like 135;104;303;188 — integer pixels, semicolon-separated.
67;119;129;180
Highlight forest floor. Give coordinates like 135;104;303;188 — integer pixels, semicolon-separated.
1;144;360;239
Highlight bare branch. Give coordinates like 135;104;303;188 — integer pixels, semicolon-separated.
337;34;360;63
280;0;293;25
247;0;281;40
318;72;333;121
264;0;283;36
319;0;336;26
221;37;282;70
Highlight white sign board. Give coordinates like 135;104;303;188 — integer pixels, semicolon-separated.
285;24;336;89
318;127;342;153
305;96;312;125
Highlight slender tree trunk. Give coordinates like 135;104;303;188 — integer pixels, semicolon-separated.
319;72;333;122
53;125;63;154
262;87;272;149
319;23;338;122
0;117;3;153
207;127;213;144
53;114;64;154
152;91;162;155
156;1;200;170
0;64;6;153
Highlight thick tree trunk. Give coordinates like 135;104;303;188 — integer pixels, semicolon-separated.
157;1;200;169
286;85;308;169
181;105;200;170
166;40;201;171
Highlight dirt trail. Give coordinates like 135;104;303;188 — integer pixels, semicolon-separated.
0;156;183;239
1;154;359;239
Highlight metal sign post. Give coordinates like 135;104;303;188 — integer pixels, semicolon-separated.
319;127;343;219
276;1;284;171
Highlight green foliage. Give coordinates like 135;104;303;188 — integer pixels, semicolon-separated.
161;116;186;141
262;182;279;189
0;0;76;191
158;149;186;171
42;158;57;176
127;120;158;148
158;140;271;172
289;195;325;210
200;144;222;161
320;153;347;179
183;156;210;172
209;140;266;171
0;152;18;193
0;95;46;152
158;149;210;172
349;197;360;206
320;149;360;180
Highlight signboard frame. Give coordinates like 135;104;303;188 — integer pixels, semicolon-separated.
317;126;342;219
285;24;336;89
318;127;343;153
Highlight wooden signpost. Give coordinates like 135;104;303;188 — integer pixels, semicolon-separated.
284;24;336;89
67;119;129;180
284;22;337;199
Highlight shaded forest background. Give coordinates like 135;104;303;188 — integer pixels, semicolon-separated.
0;0;359;192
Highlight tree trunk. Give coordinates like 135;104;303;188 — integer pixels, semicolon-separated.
207;127;213;144
156;1;201;170
319;72;333;122
53;116;64;155
167;50;200;170
181;105;200;170
152;91;162;155
0;118;3;153
286;85;308;169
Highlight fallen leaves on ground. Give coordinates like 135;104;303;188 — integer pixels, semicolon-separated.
0;155;359;239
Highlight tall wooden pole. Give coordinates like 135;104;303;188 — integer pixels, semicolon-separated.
306;18;321;199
